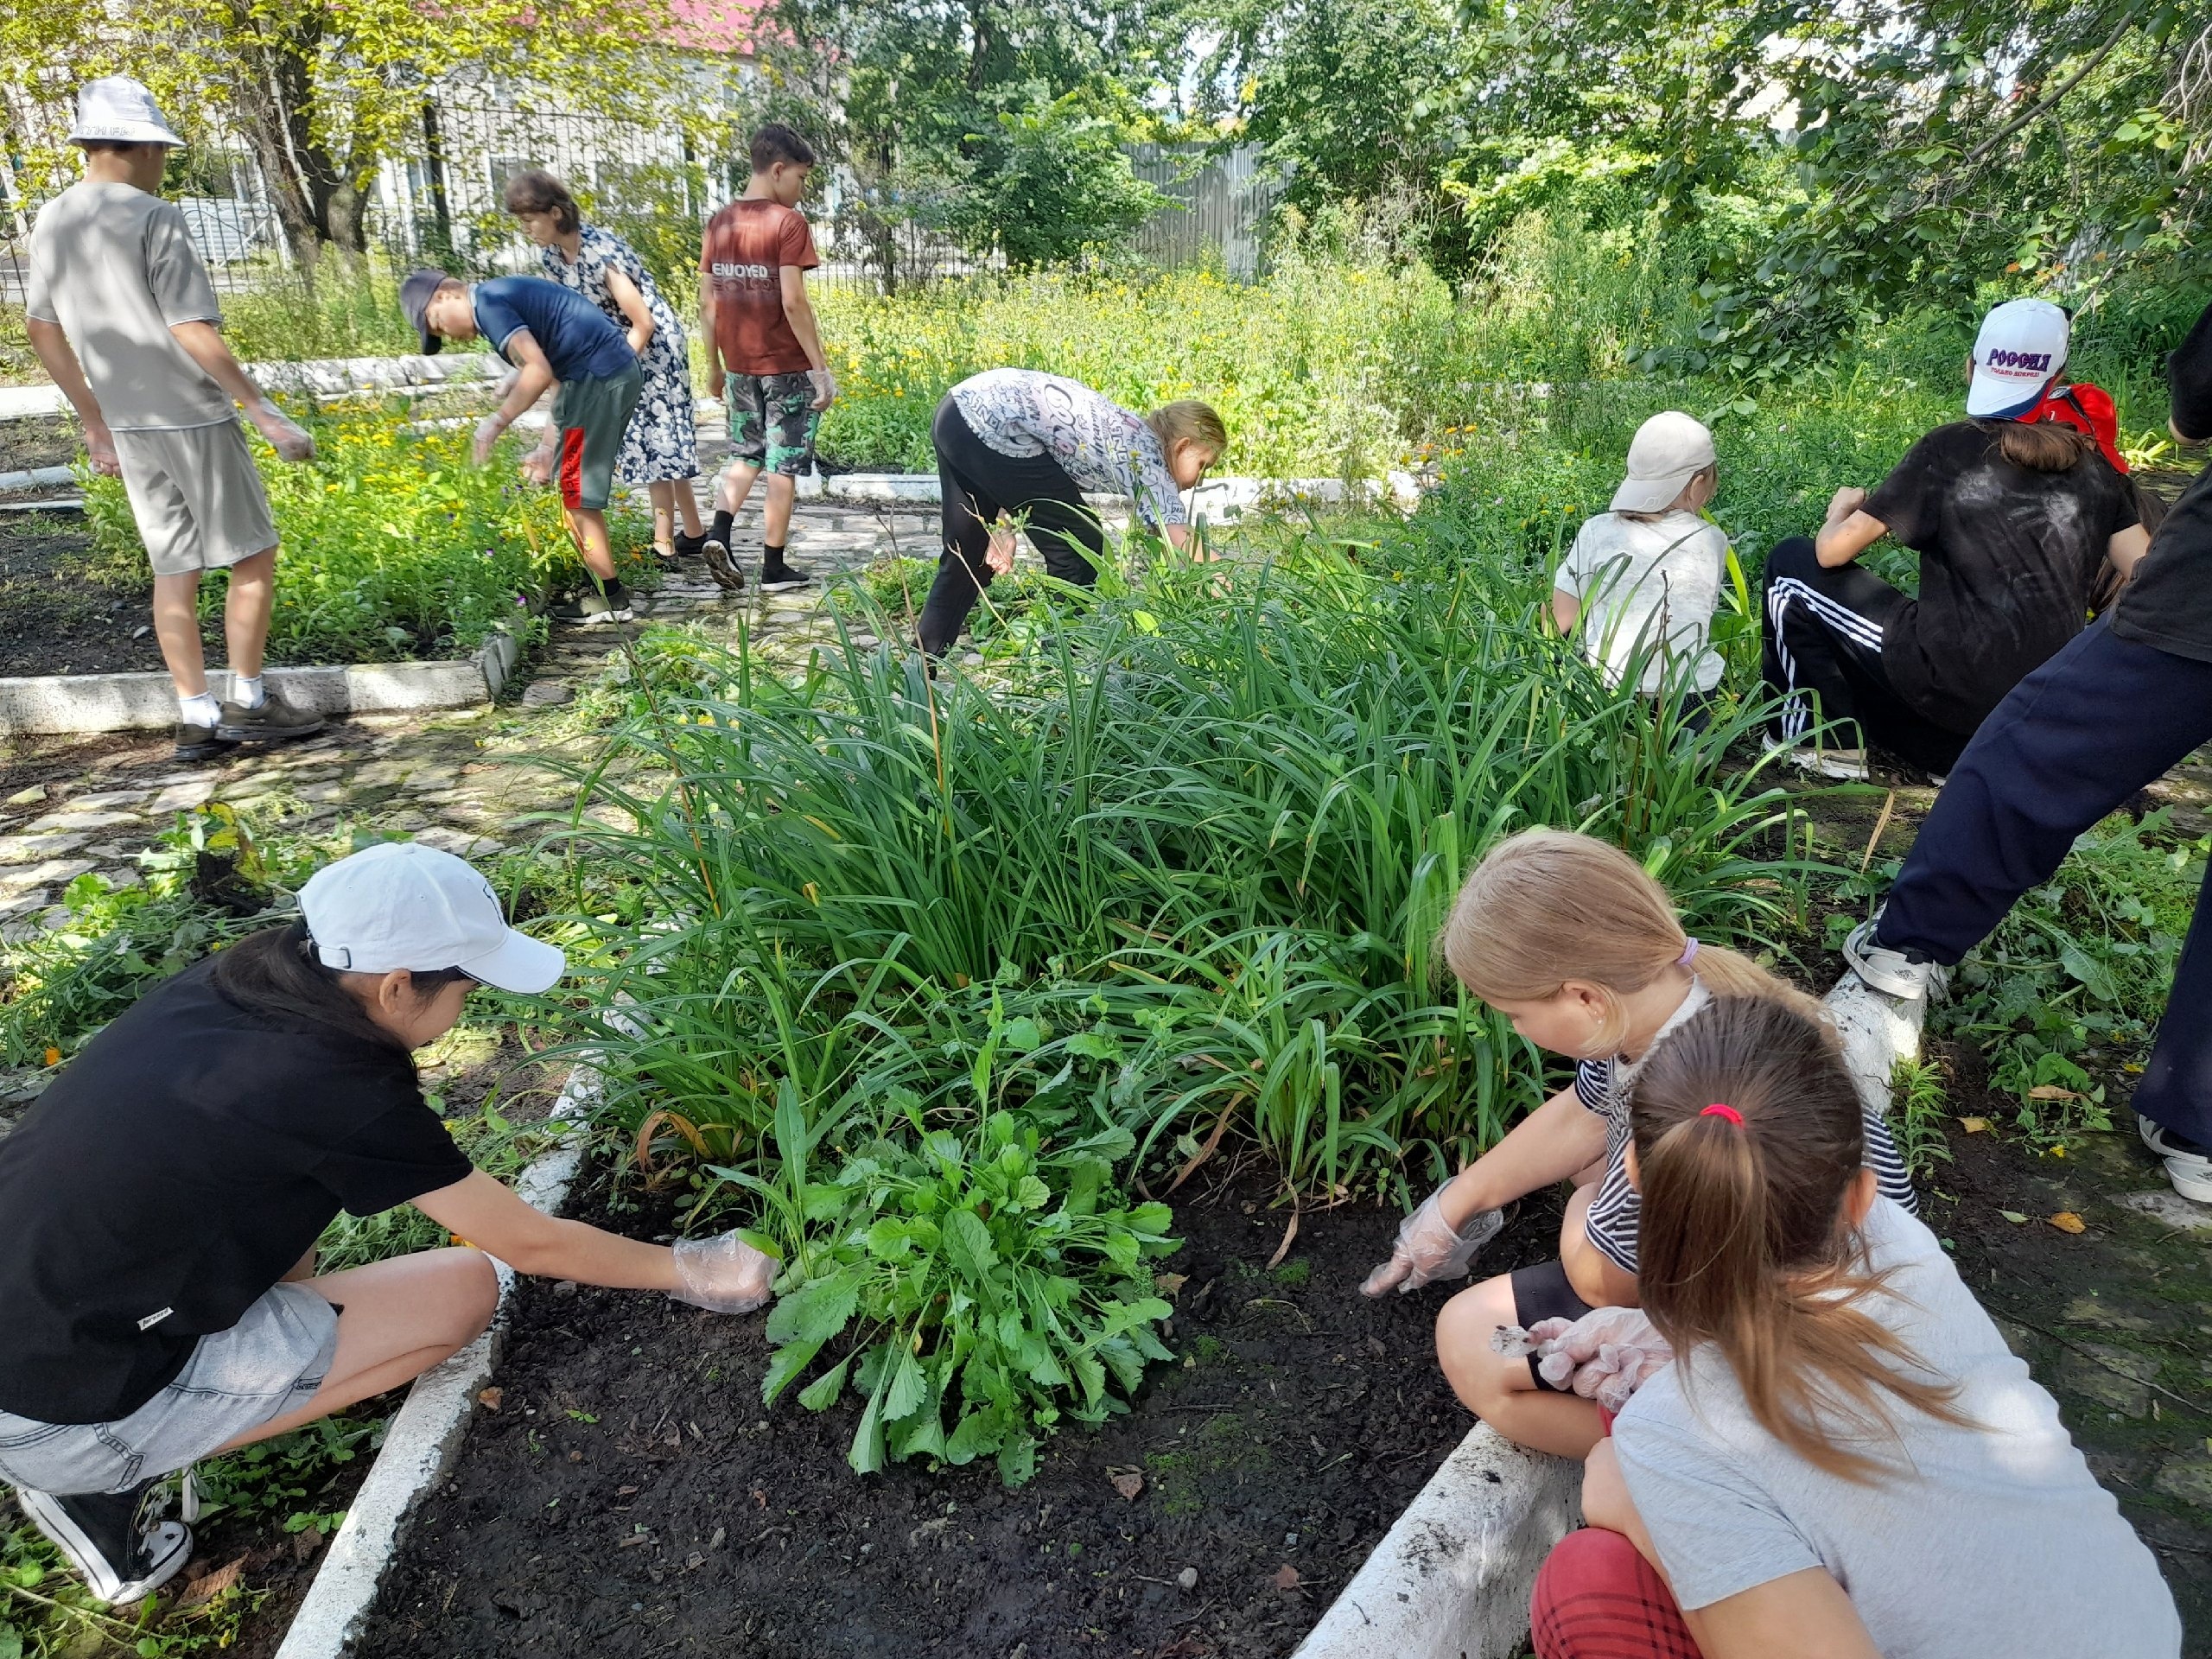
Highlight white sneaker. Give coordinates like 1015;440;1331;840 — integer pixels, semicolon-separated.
1841;917;1945;1000
1760;734;1870;782
2139;1115;2212;1202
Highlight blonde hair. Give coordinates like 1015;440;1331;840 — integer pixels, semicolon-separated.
1145;399;1227;458
1635;995;1970;1481
1439;828;1807;1054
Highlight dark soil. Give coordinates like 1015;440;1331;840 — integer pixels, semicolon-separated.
0;517;200;676
0;418;79;475
357;1164;1570;1659
1923;1036;2212;1649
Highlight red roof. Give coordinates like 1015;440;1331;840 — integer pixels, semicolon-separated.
664;0;770;53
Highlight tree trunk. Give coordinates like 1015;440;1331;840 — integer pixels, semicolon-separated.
224;4;359;266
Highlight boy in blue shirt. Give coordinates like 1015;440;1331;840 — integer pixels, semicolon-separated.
401;270;642;624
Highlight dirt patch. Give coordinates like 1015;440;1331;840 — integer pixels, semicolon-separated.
1925;1037;2212;1648
357;1165;1568;1659
0;517;195;676
0;419;78;476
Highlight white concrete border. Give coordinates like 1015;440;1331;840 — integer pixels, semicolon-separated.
1294;969;1927;1656
271;1070;594;1659
0;628;528;737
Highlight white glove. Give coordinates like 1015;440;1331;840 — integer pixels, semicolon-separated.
472;414;508;466
806;367;837;411
984;523;1018;576
669;1230;778;1313
1491;1306;1674;1412
518;446;556;486
251;404;316;463
1360;1190;1503;1297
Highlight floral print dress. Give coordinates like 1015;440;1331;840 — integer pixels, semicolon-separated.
539;225;698;484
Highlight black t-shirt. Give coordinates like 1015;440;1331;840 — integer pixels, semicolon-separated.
1866;422;2139;733
0;957;473;1424
2110;299;2212;663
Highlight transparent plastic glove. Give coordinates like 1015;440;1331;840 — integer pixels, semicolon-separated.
984;523;1018;576
490;366;521;403
669;1230;778;1314
472;414;508;466
518;445;556;487
251;404;316;463
806;367;837;411
1360;1190;1504;1297
1491;1306;1674;1413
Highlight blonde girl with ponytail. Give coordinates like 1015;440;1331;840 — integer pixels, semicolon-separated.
1359;828;1916;1459
1535;995;2179;1659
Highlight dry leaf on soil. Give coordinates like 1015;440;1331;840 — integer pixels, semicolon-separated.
174;1557;246;1611
2049;1211;2088;1235
1273;1565;1301;1591
1998;1211;2029;1224
1109;1469;1145;1501
1959;1117;1991;1134
2027;1084;2082;1103
1154;1272;1189;1298
476;1386;503;1411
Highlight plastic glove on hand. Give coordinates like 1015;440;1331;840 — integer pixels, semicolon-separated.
252;405;316;463
1359;1191;1504;1297
518;448;555;487
806;367;837;411
984;524;1018;576
1491;1306;1673;1412
472;414;508;466
669;1230;779;1314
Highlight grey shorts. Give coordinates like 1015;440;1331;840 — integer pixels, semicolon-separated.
0;1283;338;1496
112;420;279;577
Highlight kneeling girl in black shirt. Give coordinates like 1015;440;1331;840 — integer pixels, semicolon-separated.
0;842;775;1605
1759;297;2147;780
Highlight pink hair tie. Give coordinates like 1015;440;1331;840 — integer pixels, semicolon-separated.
1701;1103;1744;1126
1676;937;1699;967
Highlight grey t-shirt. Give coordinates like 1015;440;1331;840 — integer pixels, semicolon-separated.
24;181;232;432
1616;1198;2180;1656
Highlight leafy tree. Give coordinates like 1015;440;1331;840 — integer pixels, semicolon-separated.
946;86;1166;267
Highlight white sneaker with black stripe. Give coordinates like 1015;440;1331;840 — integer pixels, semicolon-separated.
16;1477;193;1605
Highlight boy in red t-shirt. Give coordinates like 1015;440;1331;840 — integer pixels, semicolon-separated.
698;124;834;593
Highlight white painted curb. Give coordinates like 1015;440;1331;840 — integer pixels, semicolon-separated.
0;356;499;423
1823;969;1929;1118
1294;1427;1581;1659
0;465;76;493
272;1073;594;1659
0;629;526;737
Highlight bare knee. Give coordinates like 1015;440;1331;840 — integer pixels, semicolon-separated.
1436;1274;1522;1414
428;1247;500;1344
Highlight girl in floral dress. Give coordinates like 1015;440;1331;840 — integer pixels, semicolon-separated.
505;170;706;562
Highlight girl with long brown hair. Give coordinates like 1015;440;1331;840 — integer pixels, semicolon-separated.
1535;994;2179;1659
1359;829;1916;1458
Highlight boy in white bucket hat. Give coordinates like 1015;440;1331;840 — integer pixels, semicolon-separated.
1553;410;1730;728
0;841;779;1605
23;76;325;760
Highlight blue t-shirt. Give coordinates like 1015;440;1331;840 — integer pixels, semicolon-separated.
471;276;634;382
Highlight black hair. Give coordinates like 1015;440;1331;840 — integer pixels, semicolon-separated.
502;168;580;234
209;920;471;1058
750;123;817;171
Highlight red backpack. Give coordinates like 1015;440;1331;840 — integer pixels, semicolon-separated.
2029;383;2127;474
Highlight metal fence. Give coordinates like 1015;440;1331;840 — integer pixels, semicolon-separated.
1;85;1286;307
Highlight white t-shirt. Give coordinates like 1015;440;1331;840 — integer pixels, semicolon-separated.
1555;510;1728;696
24;181;232;432
1615;1198;2181;1657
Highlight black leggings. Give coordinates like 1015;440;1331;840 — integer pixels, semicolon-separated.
1759;536;1970;775
915;397;1109;656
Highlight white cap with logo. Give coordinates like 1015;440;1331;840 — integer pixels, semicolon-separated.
67;77;186;149
1967;298;2069;419
299;842;566;994
1611;410;1717;514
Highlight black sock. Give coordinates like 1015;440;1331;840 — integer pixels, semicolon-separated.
764;543;787;569
710;510;734;545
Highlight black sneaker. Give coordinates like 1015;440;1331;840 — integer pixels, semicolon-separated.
699;538;745;593
173;720;234;762
760;560;813;594
672;531;709;561
551;581;634;626
16;1478;193;1606
214;691;326;745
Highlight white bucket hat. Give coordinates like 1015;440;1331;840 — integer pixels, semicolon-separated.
299;842;566;994
67;76;185;149
1611;410;1717;513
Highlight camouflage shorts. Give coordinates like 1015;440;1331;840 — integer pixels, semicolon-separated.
726;372;818;476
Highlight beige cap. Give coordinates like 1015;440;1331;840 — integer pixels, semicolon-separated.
1611;411;1716;513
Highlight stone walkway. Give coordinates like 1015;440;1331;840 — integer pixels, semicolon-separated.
0;499;935;941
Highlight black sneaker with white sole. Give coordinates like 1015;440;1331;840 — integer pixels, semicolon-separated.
672;531;709;561
759;559;813;594
550;582;634;626
700;538;745;592
16;1478;193;1606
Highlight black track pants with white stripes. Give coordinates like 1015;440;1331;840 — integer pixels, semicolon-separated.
1759;536;1968;773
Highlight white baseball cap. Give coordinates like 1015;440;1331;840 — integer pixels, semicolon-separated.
1611;411;1717;513
67;77;186;149
1967;298;2069;419
299;842;566;993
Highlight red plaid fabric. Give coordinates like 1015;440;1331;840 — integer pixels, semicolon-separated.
1531;1527;1704;1659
